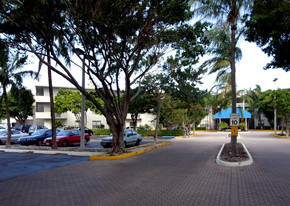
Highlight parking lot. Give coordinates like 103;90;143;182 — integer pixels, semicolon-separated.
1;132;290;206
0;136;155;182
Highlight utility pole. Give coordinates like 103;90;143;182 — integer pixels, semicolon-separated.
273;78;278;135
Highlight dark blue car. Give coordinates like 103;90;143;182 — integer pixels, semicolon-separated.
18;129;60;146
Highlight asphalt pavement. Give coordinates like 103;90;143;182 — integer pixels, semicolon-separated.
0;131;290;206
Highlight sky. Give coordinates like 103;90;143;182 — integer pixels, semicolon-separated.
197;40;290;92
23;40;290;93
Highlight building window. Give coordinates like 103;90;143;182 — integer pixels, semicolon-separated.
36;103;45;112
36;87;44;96
92;121;102;129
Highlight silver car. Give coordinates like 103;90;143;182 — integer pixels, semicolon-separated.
101;129;142;148
0;130;29;145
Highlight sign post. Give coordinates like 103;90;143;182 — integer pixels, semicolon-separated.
230;113;240;136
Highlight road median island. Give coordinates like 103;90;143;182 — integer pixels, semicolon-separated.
271;134;290;139
89;141;172;160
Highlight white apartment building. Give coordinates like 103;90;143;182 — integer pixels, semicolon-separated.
31;85;156;130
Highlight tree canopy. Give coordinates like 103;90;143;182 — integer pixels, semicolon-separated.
245;0;290;71
0;0;203;153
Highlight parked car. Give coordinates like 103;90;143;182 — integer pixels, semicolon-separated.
0;130;29;145
0;126;6;130
12;125;24;132
139;126;152;130
28;125;47;135
22;125;32;133
101;129;142;148
43;130;90;147
170;126;185;130
76;127;94;136
18;129;60;146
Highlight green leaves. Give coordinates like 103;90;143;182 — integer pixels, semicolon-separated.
245;0;290;71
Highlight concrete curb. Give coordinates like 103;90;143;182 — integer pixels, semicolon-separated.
0;148;97;156
216;143;253;167
175;134;198;139
271;134;290;139
89;142;172;160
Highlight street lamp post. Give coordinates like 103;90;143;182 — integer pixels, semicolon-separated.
273;78;278;135
75;48;93;150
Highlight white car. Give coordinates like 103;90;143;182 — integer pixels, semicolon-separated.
0;130;29;145
101;129;142;148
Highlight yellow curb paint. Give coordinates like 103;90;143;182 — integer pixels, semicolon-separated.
175;134;198;139
271;134;290;139
89;142;172;160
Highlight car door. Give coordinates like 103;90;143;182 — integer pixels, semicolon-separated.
126;130;134;144
11;130;21;143
71;130;79;144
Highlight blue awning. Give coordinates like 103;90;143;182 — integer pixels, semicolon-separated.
214;108;251;119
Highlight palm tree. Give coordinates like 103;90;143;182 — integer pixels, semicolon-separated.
245;85;262;129
0;40;36;148
193;0;252;153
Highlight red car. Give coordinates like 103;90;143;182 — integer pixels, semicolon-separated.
43;130;90;147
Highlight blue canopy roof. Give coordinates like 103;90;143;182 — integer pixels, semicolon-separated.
214;108;251;119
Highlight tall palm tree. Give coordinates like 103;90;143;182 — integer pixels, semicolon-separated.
193;0;252;153
0;40;36;148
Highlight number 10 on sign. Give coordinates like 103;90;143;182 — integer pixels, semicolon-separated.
230;113;240;126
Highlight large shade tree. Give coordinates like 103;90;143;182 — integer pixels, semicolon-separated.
193;0;252;154
1;0;196;153
245;0;290;71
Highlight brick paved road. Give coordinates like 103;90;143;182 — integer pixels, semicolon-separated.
0;132;289;206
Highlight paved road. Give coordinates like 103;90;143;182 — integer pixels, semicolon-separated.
0;131;290;206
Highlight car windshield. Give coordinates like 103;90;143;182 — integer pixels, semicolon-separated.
31;130;46;136
57;131;71;136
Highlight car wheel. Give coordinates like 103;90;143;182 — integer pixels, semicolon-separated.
85;138;88;145
102;145;110;148
135;139;141;146
0;140;2;145
62;140;68;147
124;141;127;147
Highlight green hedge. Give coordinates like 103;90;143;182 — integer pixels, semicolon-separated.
196;127;206;130
93;128;185;136
137;129;184;136
92;129;111;135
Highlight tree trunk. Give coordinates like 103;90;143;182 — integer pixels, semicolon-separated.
47;50;57;149
3;86;11;149
230;13;238;155
110;122;126;154
192;121;196;135
153;99;162;144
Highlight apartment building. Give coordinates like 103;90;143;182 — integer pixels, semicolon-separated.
32;85;156;130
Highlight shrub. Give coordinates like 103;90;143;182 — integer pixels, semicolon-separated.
196;126;206;130
218;122;229;130
137;129;184;137
92;129;111;135
239;122;246;131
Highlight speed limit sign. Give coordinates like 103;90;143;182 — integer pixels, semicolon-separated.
230;113;240;126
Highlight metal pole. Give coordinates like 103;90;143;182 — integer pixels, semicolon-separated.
273;78;278;135
80;56;85;150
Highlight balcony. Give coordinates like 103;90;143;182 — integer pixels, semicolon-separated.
35;112;67;119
